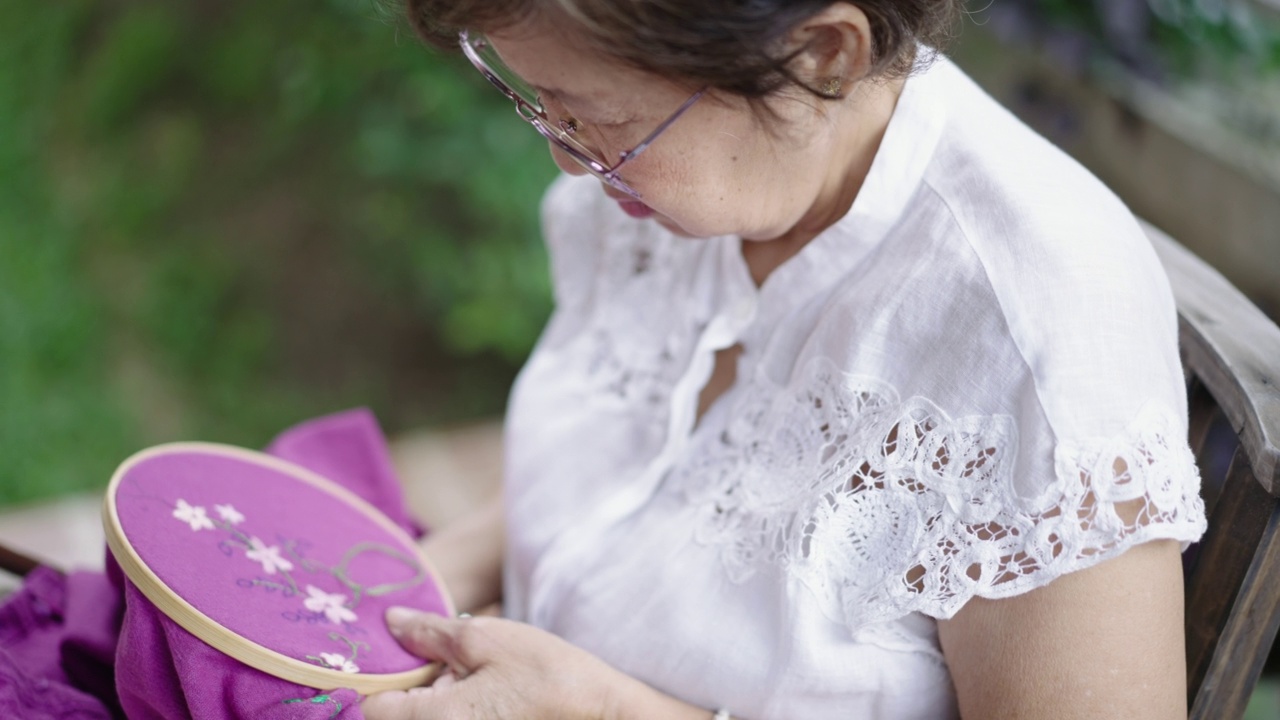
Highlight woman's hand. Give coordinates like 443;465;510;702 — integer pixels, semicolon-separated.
360;609;619;720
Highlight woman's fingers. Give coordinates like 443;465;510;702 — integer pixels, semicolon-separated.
385;607;490;675
386;607;459;665
431;668;459;690
361;668;466;719
362;688;444;720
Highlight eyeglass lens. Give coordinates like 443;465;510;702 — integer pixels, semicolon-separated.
464;35;614;162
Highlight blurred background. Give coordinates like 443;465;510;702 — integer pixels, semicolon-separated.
0;0;1278;712
1;0;1277;505
1;0;558;506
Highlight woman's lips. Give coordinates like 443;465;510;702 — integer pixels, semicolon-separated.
617;199;655;219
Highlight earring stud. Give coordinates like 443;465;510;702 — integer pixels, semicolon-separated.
559;117;579;135
818;77;843;99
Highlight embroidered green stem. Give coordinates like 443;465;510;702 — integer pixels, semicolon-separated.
247;578;299;596
219;522;253;548
282;694;344;719
333;631;369;663
219;521;302;595
304;632;369;671
186;497;421;613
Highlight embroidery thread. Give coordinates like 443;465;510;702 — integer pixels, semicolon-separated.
304;585;358;625
172;499;215;531
304;632;368;674
167;496;427;667
282;693;344;719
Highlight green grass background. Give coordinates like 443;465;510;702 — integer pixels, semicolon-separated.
0;0;556;506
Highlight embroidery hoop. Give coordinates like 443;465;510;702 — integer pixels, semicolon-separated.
103;442;455;694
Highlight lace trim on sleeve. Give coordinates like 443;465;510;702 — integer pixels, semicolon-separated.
677;356;1206;632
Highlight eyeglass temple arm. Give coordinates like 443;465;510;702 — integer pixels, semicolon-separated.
616;89;706;165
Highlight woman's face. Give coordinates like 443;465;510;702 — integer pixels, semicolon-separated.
487;18;853;241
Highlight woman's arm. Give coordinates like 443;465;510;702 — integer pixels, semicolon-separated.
938;539;1188;719
420;493;505;614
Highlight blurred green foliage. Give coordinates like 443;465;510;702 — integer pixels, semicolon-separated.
1028;0;1280;78
0;0;557;505
1145;0;1280;76
11;0;1270;508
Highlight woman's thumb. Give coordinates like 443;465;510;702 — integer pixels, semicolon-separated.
386;607;466;670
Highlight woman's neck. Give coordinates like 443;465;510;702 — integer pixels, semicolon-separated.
741;75;906;288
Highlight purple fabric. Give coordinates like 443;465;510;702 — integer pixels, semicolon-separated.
1;408;422;719
265;411;425;541
0;566;119;718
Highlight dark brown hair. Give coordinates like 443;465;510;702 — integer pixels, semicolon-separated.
406;0;964;100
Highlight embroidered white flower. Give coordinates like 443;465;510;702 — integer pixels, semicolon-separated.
244;537;293;575
172;499;214;532
318;652;359;673
214;503;245;525
303;585;358;625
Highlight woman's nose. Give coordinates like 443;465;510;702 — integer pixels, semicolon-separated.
548;143;588;176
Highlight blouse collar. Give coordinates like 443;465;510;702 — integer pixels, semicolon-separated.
728;53;953;337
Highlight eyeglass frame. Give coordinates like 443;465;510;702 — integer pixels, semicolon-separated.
459;29;704;200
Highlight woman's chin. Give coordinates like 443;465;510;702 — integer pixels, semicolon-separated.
652;213;709;239
617;198;714;239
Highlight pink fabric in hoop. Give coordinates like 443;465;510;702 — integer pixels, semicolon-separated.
1;408;428;719
108;443;450;682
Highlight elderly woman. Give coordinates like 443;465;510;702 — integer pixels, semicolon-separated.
364;1;1207;718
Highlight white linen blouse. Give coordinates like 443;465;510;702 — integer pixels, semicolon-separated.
500;53;1207;719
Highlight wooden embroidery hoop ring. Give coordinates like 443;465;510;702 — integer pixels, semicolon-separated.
103;442;455;694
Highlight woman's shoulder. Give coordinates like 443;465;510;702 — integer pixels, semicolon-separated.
540;172;608;255
907;61;1181;394
940;65;1164;275
922;58;1158;277
538;173;624;312
542;172;599;222
800;62;1188;440
539;173;667;270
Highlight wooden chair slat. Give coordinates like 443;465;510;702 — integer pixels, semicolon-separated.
1187;378;1227;518
1146;222;1280;495
1147;221;1280;718
1188;379;1219;456
1184;448;1274;706
1189;484;1280;719
0;543;41;578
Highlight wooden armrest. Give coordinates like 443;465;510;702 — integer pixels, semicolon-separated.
1144;220;1280;494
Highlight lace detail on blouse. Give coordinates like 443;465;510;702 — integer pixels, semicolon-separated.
677;356;1205;631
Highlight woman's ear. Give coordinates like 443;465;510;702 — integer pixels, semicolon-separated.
786;4;875;96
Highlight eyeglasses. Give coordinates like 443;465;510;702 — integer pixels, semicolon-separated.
459;29;703;200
